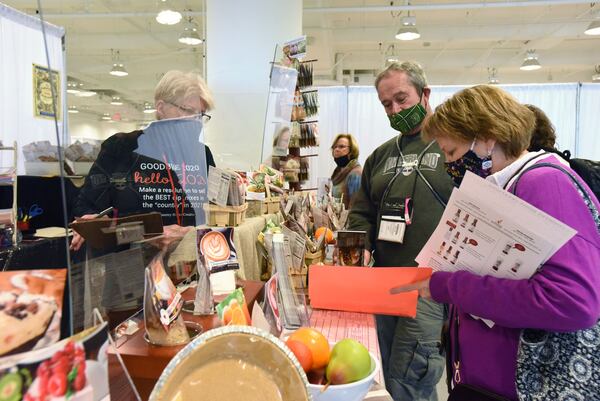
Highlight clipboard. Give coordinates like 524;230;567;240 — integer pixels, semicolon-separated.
70;212;164;250
308;265;432;318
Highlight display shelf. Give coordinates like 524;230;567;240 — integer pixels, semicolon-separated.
108;280;264;400
0;142;17;245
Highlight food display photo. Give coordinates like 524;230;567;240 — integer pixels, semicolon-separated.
0;270;67;357
0;323;110;401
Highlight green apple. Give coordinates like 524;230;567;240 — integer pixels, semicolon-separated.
325;339;371;384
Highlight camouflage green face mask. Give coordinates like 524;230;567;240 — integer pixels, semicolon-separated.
388;101;427;134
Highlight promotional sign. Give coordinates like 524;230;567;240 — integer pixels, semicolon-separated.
135;116;209;226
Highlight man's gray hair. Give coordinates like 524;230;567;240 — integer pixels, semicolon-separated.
374;61;428;95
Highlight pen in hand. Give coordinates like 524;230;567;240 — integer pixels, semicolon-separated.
95;207;114;219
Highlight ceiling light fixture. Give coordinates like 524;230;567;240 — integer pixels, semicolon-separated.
179;17;203;45
384;44;399;64
75;89;97;97
520;49;541;71
110;63;128;77
101;113;111;120
584;9;600;35
156;0;182;25
143;103;156;114
110;96;123;106
487;67;499;84
593;65;600;82
67;81;81;94
109;49;128;77
396;15;420;40
585;20;600;35
67;106;79;114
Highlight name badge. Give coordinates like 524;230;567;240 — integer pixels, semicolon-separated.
378;215;406;243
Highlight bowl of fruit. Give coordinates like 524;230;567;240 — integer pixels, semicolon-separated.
285;328;379;401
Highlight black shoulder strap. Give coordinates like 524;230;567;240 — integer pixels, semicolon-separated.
510;162;600;233
502;152;550;191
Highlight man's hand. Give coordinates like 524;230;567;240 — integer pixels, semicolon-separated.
150;224;194;251
389;278;432;300
69;214;98;251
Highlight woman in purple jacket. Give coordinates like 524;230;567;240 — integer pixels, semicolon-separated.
391;85;600;400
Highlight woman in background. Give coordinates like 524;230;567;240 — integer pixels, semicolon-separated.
330;133;362;209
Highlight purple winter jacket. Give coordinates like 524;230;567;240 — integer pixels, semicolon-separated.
430;155;600;400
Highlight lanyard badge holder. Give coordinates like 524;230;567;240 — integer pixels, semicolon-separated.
377;133;426;244
378;197;413;243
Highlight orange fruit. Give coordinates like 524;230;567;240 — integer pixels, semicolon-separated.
315;227;335;244
230;307;246;325
285;339;313;373
287;327;330;370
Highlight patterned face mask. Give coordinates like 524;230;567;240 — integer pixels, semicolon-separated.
445;140;493;187
388;100;427;134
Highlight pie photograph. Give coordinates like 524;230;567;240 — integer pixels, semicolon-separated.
0;270;66;357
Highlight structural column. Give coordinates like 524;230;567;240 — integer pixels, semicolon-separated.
206;0;302;170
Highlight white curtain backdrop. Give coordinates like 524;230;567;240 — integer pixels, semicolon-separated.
304;86;349;189
501;83;578;153
0;4;66;173
347;86;398;166
314;83;598;181
577;84;600;161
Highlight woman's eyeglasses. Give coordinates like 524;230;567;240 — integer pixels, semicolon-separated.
332;145;350;150
167;101;212;124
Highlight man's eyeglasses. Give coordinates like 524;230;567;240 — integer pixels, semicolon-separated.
167;101;211;124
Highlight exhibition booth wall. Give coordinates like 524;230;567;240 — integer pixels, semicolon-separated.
0;3;66;174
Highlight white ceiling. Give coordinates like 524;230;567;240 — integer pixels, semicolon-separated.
3;0;600;124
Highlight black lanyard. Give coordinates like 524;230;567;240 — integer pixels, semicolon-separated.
380;134;436;211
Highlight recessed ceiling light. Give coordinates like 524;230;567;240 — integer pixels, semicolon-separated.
111;96;123;106
101;113;111;120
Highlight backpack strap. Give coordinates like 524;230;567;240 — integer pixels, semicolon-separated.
509;162;600;233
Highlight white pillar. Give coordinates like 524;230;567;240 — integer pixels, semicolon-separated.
205;0;302;170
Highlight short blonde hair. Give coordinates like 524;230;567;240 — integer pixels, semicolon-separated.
375;61;428;95
331;133;360;160
422;85;535;159
154;70;215;111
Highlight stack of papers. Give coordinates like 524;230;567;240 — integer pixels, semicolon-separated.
416;171;576;280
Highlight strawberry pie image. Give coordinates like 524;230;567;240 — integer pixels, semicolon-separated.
24;342;93;401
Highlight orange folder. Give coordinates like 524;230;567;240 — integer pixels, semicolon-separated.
308;265;432;318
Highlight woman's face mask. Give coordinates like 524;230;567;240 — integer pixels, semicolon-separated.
445;140;493;187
